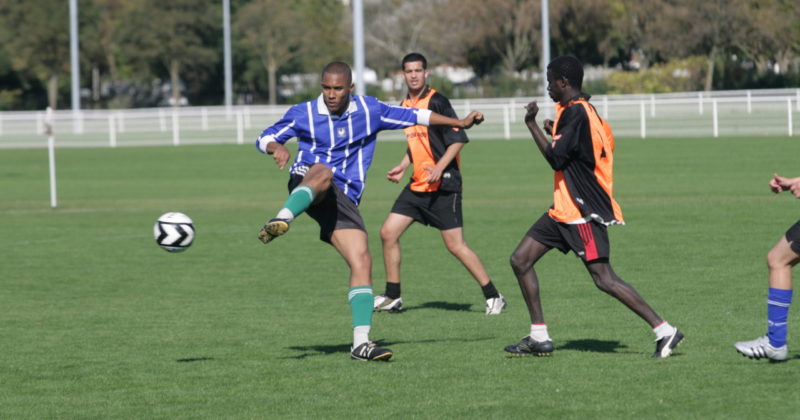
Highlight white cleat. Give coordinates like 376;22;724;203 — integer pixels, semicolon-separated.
374;295;403;312
734;335;788;362
485;294;507;315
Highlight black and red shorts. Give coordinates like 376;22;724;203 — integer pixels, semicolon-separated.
526;213;610;262
785;220;800;254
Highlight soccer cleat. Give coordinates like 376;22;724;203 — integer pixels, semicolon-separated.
734;335;788;362
373;295;404;312
485;294;507;315
652;328;685;358
504;336;554;357
350;341;393;361
258;218;290;244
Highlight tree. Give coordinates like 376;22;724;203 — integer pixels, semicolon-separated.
120;0;219;106
0;0;71;109
234;0;304;105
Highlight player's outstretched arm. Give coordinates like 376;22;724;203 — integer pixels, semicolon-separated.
266;142;291;169
428;111;484;129
524;101;551;157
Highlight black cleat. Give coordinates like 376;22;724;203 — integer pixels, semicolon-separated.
504;336;554;357
350;341;393;361
258;218;290;244
653;329;684;358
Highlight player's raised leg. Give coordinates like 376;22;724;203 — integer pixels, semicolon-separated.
259;164;332;244
505;235;554;356
375;212;415;312
735;235;798;362
331;228;393;361
440;227;506;315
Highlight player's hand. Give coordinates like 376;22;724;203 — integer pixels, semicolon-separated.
386;165;406;183
524;101;539;125
769;174;785;193
462;111;484;129
543;119;554;135
271;143;291;169
423;165;443;184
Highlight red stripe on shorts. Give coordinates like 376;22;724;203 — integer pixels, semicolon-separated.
578;223;599;261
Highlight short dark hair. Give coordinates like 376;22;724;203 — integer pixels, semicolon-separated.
322;61;352;85
547;56;583;90
401;52;427;70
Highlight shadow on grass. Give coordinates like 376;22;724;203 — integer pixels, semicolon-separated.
400;300;476;313
558;339;629;353
284;336;495;360
176;357;215;363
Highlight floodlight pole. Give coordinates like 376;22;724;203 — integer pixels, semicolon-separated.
541;0;550;99
352;0;365;96
69;0;81;134
223;0;233;108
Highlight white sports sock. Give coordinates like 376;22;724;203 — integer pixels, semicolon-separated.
530;324;551;342
276;208;294;222
353;325;370;348
653;321;675;339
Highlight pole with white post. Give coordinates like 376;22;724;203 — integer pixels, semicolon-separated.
46;107;57;208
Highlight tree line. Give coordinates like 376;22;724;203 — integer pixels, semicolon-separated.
0;0;796;111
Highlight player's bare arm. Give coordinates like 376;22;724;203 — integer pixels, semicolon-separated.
266;141;291;169
387;154;411;183
428;111;484;129
524;101;551;156
424;142;465;184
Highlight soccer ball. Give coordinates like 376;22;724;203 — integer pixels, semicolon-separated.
153;212;195;252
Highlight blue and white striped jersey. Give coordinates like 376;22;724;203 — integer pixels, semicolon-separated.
256;94;432;204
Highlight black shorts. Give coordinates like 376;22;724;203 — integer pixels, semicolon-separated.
390;185;462;230
288;174;366;244
786;220;800;254
526;213;610;262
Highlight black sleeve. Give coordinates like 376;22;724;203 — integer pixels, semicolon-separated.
429;93;468;147
544;105;587;171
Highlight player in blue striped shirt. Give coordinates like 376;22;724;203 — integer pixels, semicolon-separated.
255;62;484;361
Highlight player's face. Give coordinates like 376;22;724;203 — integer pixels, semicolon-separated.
321;72;353;115
546;70;567;103
403;61;428;93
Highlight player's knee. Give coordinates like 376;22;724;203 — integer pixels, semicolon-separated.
348;250;372;272
379;224;398;244
509;251;531;274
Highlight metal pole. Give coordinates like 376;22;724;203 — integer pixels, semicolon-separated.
352;0;365;96
69;0;81;135
541;0;550;98
223;0;233;108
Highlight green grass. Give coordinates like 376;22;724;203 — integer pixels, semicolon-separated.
2;137;800;418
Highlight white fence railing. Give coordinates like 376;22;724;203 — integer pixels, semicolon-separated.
1;88;798;149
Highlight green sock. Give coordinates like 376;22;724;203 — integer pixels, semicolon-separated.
348;286;373;328
279;186;314;220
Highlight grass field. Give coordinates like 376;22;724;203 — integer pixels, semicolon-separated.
2;136;800;418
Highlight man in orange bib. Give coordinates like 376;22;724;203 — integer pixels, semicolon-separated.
374;53;506;315
504;56;683;358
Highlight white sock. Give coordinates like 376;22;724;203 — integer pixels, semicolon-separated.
353;325;370;348
530;324;551;342
276;208;294;222
653;321;675;339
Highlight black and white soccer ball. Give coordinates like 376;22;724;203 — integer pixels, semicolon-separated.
153;212;195;253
